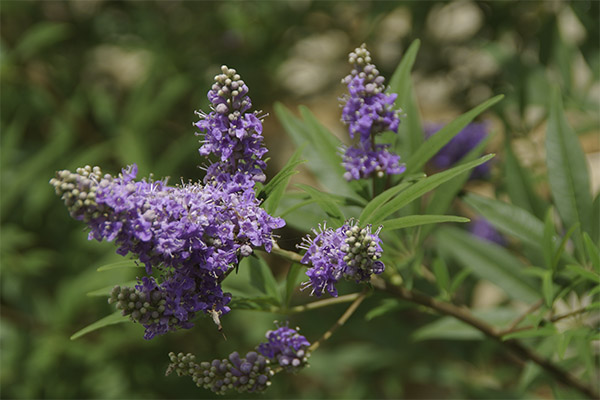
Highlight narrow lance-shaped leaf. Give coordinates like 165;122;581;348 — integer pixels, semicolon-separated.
504;142;547;219
404;95;503;174
296;184;346;227
70;311;128;340
436;227;539;303
261;145;306;214
369;154;494;225
387;39;423;158
380;215;469;232
546;87;592;250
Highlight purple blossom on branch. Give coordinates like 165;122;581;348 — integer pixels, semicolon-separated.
257;323;311;371
340;44;405;181
298;220;384;297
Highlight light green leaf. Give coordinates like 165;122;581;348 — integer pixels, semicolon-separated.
248;255;280;303
583;233;600;273
502;324;557;341
365;299;408;321
228;297;280;312
542;271;554;307
381;215;469;232
436;227;539;303
261;146;305;214
96;260;141;272
543;208;556;269
284;263;304;307
15;22;70;59
504;142;547;219
404;95;503;174
546;88;592;245
432;257;451;295
388;39;423;158
565;265;600;283
70;312;128;340
359;180;414;223
370;154;494;225
296;184;345;227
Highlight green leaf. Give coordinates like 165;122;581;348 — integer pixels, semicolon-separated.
358;180;414;223
419;135;491;241
449;269;471;294
296;184;345;227
381;215;469;232
261;146;305;214
432;257;451;295
15;22;70;59
565;265;600;283
228;297;280;312
274;103;350;196
70;312;128;340
542;271;554;307
365;299;407;321
583;233;600;273
248;256;280;303
96;260;141;272
436;227;539;303
501;324;557;341
404;95;503;174
413;308;517;341
504;142;547;219
517;362;542;392
543;208;555;269
388;39;423;158
546;88;592;244
370;154;494;225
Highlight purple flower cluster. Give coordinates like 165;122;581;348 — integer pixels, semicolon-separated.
195;65;268;191
257;324;311;371
50;67;285;339
425;122;490;179
340;44;405;181
51;164;284;339
298;220;384;297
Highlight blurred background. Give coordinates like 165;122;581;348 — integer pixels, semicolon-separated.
1;1;598;398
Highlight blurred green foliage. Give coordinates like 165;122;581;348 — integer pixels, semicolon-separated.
1;1;598;399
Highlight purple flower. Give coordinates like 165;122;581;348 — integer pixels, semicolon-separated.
195;65;268;190
339;44;404;181
424;122;490;179
257;323;311;371
469;218;505;245
342;144;406;181
298;220;384;297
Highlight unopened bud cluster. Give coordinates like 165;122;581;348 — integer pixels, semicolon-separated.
341;224;384;282
49;165;110;222
109;284;172;327
210;65;251;115
343;44;386;94
166;351;272;395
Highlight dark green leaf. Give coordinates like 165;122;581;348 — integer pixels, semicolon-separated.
358;180;414;223
15;22;70;59
432;257;450;295
86;281;138;297
583;233;600;273
365;299;407;321
543;208;555;269
542;271;554;307
228;297;280;312
404;95;503;174
284;263;304;307
381;215;469;232
70;312;128;340
436;227;539;303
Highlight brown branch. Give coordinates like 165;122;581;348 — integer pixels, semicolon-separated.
371;277;598;399
308;289;368;353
